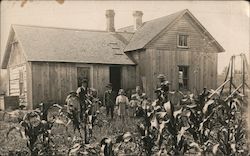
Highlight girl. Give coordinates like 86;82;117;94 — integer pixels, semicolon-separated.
116;89;129;122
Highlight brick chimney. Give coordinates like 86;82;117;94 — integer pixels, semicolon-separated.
105;10;115;32
133;11;143;31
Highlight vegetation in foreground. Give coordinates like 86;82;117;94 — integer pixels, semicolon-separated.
0;91;249;155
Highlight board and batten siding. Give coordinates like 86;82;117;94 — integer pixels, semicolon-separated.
31;62;78;108
92;64;109;98
31;62;136;108
121;65;136;91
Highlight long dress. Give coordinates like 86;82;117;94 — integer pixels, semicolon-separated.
116;95;129;117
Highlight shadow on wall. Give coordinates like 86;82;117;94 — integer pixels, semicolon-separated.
0;70;8;95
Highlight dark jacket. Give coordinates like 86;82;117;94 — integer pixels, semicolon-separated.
103;90;116;107
77;86;88;102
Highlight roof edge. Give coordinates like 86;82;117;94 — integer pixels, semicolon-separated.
12;24;134;34
184;10;225;53
1;26;15;69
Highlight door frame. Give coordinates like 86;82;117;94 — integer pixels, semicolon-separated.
109;65;122;93
76;64;93;88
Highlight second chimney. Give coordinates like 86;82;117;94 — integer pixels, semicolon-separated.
106;10;115;32
133;11;143;31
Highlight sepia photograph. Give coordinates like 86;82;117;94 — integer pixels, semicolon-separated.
0;0;249;155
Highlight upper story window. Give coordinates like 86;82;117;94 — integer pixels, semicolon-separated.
178;34;188;48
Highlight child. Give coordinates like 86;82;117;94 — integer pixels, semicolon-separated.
116;89;129;122
129;95;137;117
90;88;101;115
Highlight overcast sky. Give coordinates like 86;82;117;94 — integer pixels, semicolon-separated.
1;1;249;73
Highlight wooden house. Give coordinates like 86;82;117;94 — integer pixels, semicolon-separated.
119;9;225;97
1;9;224;109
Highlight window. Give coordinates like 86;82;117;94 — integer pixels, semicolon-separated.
178;66;189;90
178;34;188;48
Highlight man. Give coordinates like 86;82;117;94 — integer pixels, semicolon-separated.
103;83;116;119
76;79;89;121
157;74;170;101
178;71;184;89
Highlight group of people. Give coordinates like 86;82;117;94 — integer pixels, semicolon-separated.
104;84;147;121
65;74;171;131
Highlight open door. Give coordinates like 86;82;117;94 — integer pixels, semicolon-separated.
109;66;121;94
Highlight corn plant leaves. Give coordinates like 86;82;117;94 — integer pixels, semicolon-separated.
163;101;171;114
202;99;214;114
212;143;220;154
173;107;183;119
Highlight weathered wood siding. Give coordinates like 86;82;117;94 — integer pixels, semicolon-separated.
146;14;218;53
121;66;136;91
31;62;78;108
31;62;135;108
7;39;28;106
130;13;218;98
92;65;109;98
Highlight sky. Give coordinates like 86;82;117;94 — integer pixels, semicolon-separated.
1;1;249;74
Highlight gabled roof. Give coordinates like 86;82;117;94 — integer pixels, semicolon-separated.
2;25;135;69
122;9;225;52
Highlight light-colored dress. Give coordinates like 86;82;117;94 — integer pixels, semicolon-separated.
116;95;129;117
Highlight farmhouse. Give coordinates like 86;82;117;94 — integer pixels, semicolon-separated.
1;9;224;109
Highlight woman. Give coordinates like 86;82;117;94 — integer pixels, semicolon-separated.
116;89;129;122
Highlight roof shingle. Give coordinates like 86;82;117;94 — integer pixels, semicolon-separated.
12;25;135;65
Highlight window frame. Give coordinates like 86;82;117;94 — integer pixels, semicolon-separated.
177;34;189;49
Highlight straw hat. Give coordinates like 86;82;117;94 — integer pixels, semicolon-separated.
106;83;112;88
69;90;76;95
123;132;132;142
157;74;166;79
131;94;137;100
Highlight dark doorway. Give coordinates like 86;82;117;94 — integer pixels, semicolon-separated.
178;66;189;90
110;66;121;94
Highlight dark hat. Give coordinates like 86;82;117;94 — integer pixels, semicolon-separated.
157;74;166;79
82;78;88;83
106;83;112;88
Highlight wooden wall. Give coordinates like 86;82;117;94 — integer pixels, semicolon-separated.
92;64;109;98
7;38;28;107
31;62;78;108
121;65;136;91
146;13;218;53
31;62;136;108
130;13;219;98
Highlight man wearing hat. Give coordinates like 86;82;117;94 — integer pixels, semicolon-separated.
157;74;170;101
65;91;80;117
117;132;140;155
103;83;116;119
76;78;89;121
